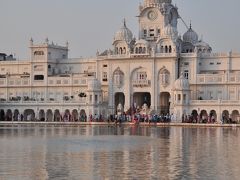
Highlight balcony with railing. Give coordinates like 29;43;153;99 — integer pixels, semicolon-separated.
190;100;240;106
0;78;30;87
196;73;240;84
132;79;151;87
196;74;225;84
1;97;87;105
48;77;87;86
155;53;177;58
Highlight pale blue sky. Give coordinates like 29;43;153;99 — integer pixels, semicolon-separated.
0;0;239;59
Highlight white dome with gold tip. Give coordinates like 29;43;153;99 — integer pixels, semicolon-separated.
183;25;198;44
113;20;133;44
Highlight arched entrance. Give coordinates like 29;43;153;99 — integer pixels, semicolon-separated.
46;109;53;122
133;92;151;111
54;109;61;122
24;109;35;121
72;109;78;122
191;110;198;123
222;110;229;123
80;109;87;122
160;92;171;115
13;109;20;121
6;109;13;121
115;92;125;114
39;109;45;121
0;110;5;121
231;110;239;123
63;109;71;121
209;110;217;123
200;110;208;123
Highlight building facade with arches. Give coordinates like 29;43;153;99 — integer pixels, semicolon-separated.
0;0;240;123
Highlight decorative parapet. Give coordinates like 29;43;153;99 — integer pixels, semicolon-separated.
190;100;240;106
196;74;225;84
196;73;240;84
200;52;228;58
0;99;87;105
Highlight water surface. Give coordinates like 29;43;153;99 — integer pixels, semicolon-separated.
0;125;239;179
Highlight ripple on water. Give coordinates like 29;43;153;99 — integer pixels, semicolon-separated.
0;125;240;179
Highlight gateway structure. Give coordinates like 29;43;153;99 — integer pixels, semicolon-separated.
0;0;240;122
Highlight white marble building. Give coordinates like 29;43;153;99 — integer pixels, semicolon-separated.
0;0;240;122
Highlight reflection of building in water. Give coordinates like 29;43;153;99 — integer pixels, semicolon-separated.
168;127;183;178
0;0;240;122
0;128;48;179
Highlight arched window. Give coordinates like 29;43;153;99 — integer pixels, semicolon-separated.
119;47;123;54
116;47;118;54
135;47;139;54
143;47;146;54
139;47;142;54
34;51;44;56
159;69;170;87
123;47;126;54
113;68;124;88
169;46;172;53
165;46;168;53
161;46;164;53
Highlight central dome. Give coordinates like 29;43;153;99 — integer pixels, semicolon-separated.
113;20;133;44
183;25;198;44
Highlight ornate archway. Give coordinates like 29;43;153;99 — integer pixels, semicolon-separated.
39;109;45;121
209;110;217;123
115;92;125;114
72;109;78;122
46;109;53;122
0;110;5;121
54;109;61;122
200;110;208;123
133;92;151;113
191;110;198;122
24;109;35;121
13;109;20;121
231;110;239;123
222;110;229;123
80;109;87;122
160;92;171;115
6;109;13;121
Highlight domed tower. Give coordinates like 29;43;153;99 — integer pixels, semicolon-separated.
113;19;134;55
172;73;190;122
182;23;212;53
182;24;199;53
139;0;179;42
183;25;198;44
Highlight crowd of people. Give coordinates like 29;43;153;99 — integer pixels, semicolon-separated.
105;113;174;124
2;112;239;124
181;114;217;124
